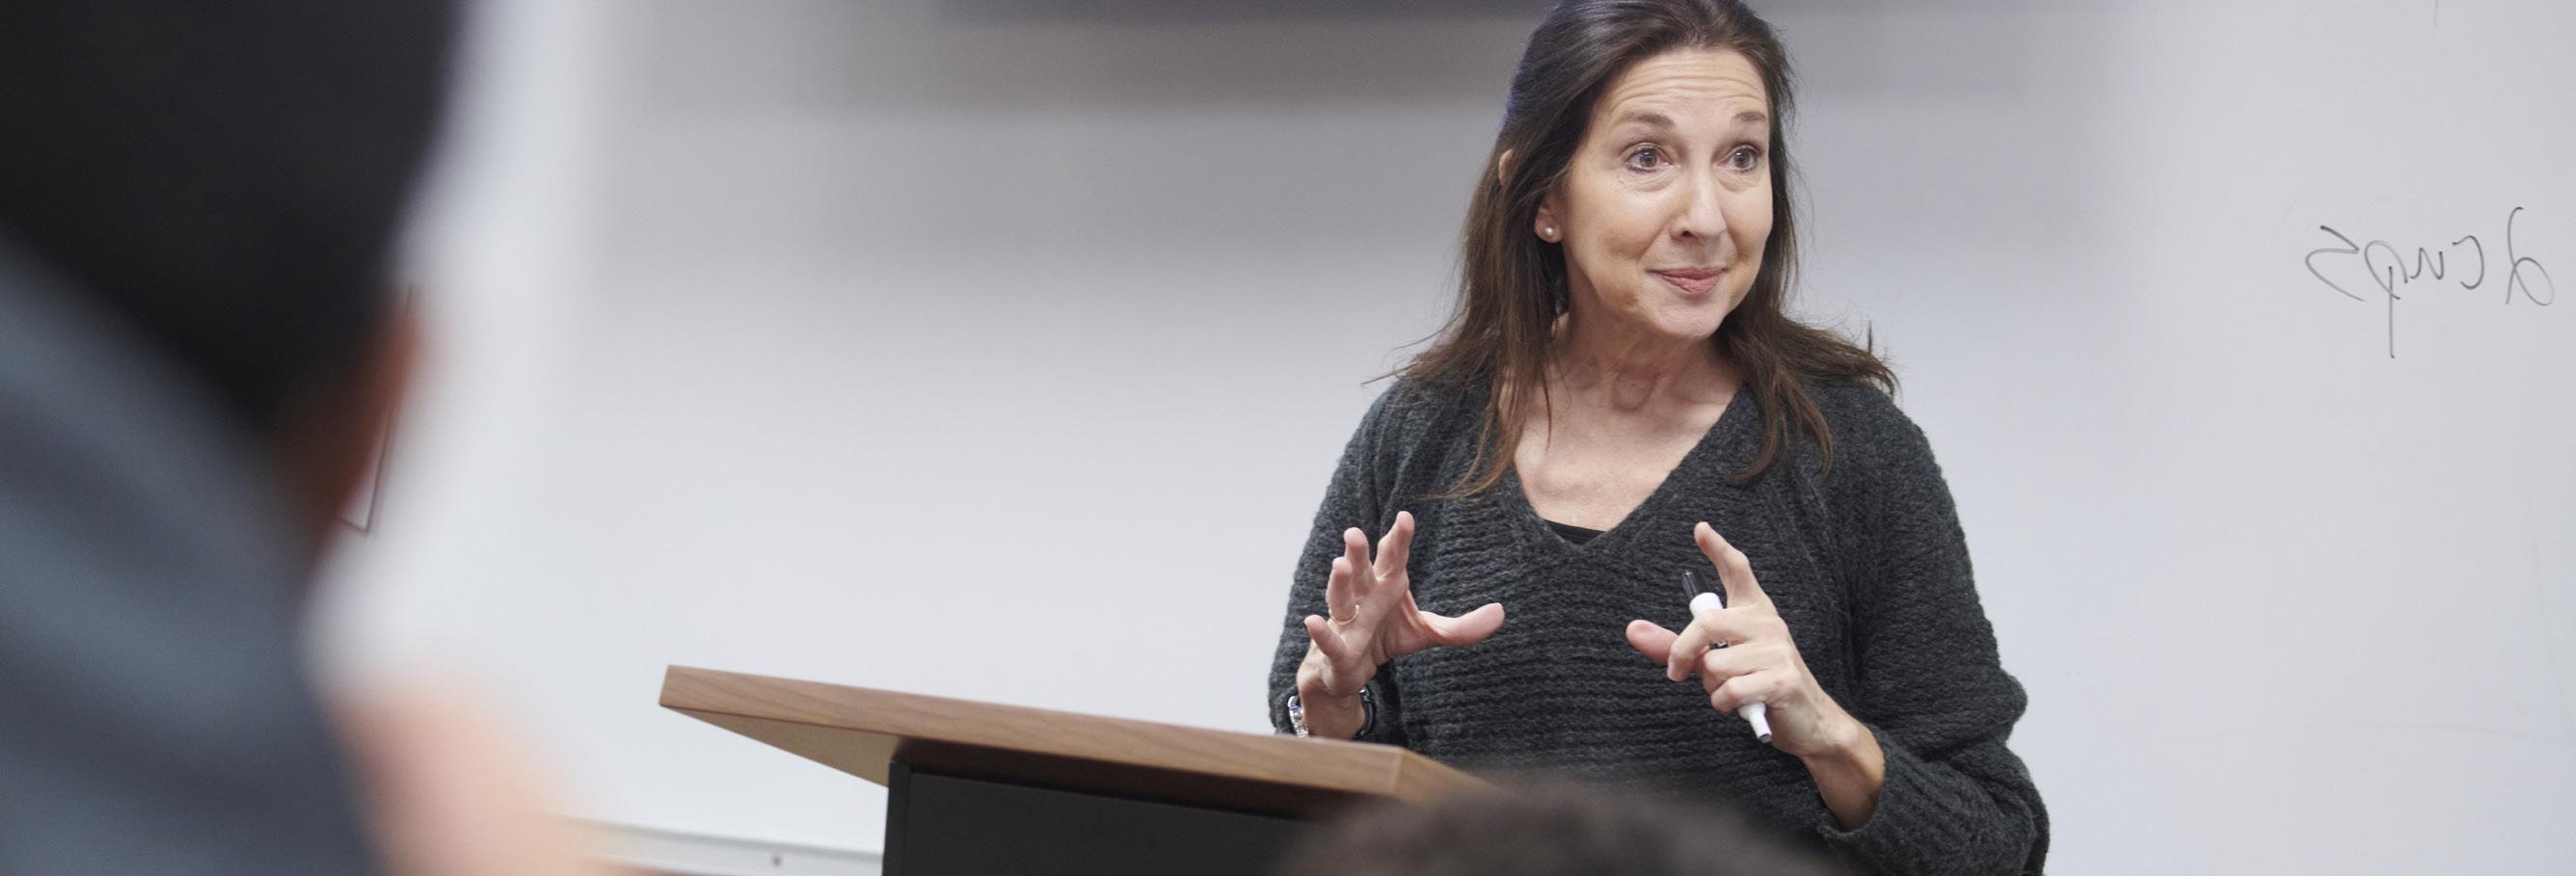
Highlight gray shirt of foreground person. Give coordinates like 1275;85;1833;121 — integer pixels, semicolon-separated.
1268;378;2049;875
0;245;382;875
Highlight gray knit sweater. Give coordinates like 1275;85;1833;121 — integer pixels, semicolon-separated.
1267;377;2048;875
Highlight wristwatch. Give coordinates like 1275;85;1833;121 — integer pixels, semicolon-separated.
1286;685;1374;738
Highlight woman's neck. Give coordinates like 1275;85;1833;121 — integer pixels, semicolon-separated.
1548;312;1735;414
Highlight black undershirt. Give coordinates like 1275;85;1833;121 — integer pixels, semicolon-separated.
1544;518;1605;545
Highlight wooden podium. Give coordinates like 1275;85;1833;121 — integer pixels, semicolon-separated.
659;665;1487;875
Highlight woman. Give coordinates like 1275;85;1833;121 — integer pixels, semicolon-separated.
1265;2;2049;873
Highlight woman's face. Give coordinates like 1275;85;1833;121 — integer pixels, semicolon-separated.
1540;48;1774;345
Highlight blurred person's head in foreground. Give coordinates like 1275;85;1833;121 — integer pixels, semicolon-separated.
0;0;451;559
1;3;621;876
1275;780;1839;876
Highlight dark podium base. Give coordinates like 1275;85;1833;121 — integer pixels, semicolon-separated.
884;762;1311;875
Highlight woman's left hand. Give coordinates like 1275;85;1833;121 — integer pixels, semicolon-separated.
1624;521;1863;760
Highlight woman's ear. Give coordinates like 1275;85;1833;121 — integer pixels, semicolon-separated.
1501;149;1562;244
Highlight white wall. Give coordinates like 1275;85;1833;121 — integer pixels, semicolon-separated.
319;1;2576;873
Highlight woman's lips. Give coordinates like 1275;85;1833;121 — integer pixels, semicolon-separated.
1651;267;1725;297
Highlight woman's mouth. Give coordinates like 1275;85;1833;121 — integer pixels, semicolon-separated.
1650;267;1725;297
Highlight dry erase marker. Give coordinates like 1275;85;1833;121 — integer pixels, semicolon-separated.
1683;569;1773;744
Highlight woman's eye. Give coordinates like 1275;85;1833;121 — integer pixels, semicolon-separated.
1726;145;1762;172
1625;146;1667;171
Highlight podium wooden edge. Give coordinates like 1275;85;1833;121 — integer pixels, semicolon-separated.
658;665;1489;818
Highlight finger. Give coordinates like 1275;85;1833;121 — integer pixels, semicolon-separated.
1305;614;1370;668
1417;602;1506;647
1303;615;1347;660
1362;514;1415;620
1666;614;1714;681
1305;613;1352;648
1624;620;1678;663
1695;521;1768;608
1709;670;1787;715
1303;616;1366;692
1374;511;1415;579
1342;527;1379;597
1324;556;1357;624
1666;609;1766;681
1693;606;1767;644
1695;646;1758;693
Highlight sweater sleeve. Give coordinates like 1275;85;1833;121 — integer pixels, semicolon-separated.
1266;385;1409;745
1812;406;2050;875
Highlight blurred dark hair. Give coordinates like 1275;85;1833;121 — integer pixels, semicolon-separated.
1275;781;1838;876
0;0;458;435
1401;0;1894;492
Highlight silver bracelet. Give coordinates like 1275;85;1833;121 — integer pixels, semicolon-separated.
1286;685;1374;738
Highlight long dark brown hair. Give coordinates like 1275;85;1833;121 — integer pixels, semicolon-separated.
1400;0;1895;495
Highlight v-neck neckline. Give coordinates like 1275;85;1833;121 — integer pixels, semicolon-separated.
1500;384;1755;556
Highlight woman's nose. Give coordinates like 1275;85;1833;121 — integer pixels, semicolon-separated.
1673;172;1729;242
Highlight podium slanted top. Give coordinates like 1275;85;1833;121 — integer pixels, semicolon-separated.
659;665;1488;818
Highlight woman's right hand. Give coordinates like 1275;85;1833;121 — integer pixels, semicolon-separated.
1296;511;1506;738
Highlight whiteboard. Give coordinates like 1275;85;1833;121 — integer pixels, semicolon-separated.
318;1;2575;872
